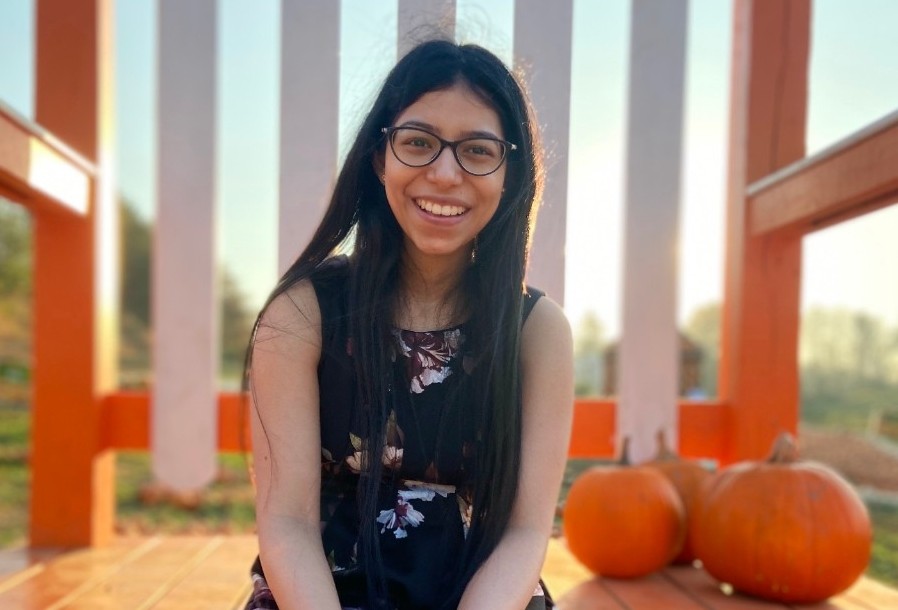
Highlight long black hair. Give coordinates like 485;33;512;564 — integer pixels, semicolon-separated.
246;39;544;607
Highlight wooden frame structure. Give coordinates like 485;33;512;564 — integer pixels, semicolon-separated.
2;0;897;547
2;0;117;547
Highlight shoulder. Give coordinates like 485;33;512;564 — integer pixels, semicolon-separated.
520;286;571;365
254;279;322;365
307;256;351;321
519;294;574;425
256;256;354;359
261;256;350;329
521;293;573;367
520;284;568;345
522;285;545;324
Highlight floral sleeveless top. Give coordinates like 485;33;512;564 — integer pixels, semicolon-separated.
247;257;550;610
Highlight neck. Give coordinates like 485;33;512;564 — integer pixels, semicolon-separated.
394;244;472;330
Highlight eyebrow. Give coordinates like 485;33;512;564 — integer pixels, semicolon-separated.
397;120;503;141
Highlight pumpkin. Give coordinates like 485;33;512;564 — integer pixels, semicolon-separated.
645;430;713;564
691;433;872;603
563;438;686;578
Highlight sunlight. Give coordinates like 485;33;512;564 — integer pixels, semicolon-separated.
27;138;91;215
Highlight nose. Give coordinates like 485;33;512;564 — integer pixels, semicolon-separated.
426;146;464;185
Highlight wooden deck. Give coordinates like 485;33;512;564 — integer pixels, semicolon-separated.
0;536;896;609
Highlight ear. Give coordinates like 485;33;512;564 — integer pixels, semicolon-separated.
372;152;385;184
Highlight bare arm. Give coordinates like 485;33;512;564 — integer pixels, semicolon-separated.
249;281;342;610
458;297;575;609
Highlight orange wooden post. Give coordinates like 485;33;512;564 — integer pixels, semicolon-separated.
30;0;118;546
719;0;810;464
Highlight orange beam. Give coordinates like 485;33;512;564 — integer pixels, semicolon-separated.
103;393;726;461
749;112;898;235
0;103;94;215
0;107;35;197
102;392;251;453
719;0;809;464
678;400;728;460
100;392;149;450
218;393;253;453
566;399;728;460
567;398;616;458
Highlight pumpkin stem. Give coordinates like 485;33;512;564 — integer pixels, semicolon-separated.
653;428;678;461
767;432;800;464
618;437;632;466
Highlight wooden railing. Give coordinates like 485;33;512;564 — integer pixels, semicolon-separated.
1;0;118;549
5;0;898;549
0;101;93;214
98;393;728;461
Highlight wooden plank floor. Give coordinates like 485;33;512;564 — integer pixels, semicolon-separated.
1;535;896;609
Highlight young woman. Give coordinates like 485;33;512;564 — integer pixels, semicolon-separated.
245;40;573;610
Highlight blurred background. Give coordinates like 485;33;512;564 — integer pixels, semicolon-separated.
1;0;897;585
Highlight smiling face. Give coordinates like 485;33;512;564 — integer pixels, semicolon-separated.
382;82;506;266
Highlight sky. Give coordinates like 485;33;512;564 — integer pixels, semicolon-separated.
1;0;897;338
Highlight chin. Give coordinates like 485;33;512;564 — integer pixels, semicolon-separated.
410;242;468;259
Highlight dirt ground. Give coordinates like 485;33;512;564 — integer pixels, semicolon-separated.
799;427;898;494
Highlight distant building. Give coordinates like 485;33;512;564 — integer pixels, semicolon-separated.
602;333;704;397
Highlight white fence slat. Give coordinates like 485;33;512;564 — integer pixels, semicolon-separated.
154;0;218;490
513;0;574;305
278;0;341;274
618;0;689;463
397;0;456;57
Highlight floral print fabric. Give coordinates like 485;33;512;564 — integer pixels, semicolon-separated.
377;486;447;538
392;327;463;393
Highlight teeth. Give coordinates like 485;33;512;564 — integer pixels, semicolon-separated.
416;199;466;217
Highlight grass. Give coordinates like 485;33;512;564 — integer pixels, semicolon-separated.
1;401;897;589
115;451;257;536
0;399;257;545
0;402;29;547
869;500;898;586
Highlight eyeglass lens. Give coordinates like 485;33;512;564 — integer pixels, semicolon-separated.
390;127;506;175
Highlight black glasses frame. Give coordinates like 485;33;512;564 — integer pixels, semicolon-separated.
381;126;516;176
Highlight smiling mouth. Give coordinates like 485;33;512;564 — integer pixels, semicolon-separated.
415;198;468;217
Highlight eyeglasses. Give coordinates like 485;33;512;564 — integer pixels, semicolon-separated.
382;126;516;176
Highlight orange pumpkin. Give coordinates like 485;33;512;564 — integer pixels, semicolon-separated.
645;430;713;564
691;433;872;603
563;438;685;578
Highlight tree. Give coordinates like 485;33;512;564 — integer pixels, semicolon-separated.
0;201;32;402
573;310;605;396
220;270;254;383
118;199;254;386
119;202;152;385
121;202;151;326
0;202;31;299
853;312;887;380
799;306;898;431
7;198;258;388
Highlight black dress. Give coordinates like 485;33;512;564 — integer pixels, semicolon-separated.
246;257;552;610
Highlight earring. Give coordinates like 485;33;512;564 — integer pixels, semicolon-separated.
470;235;478;264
